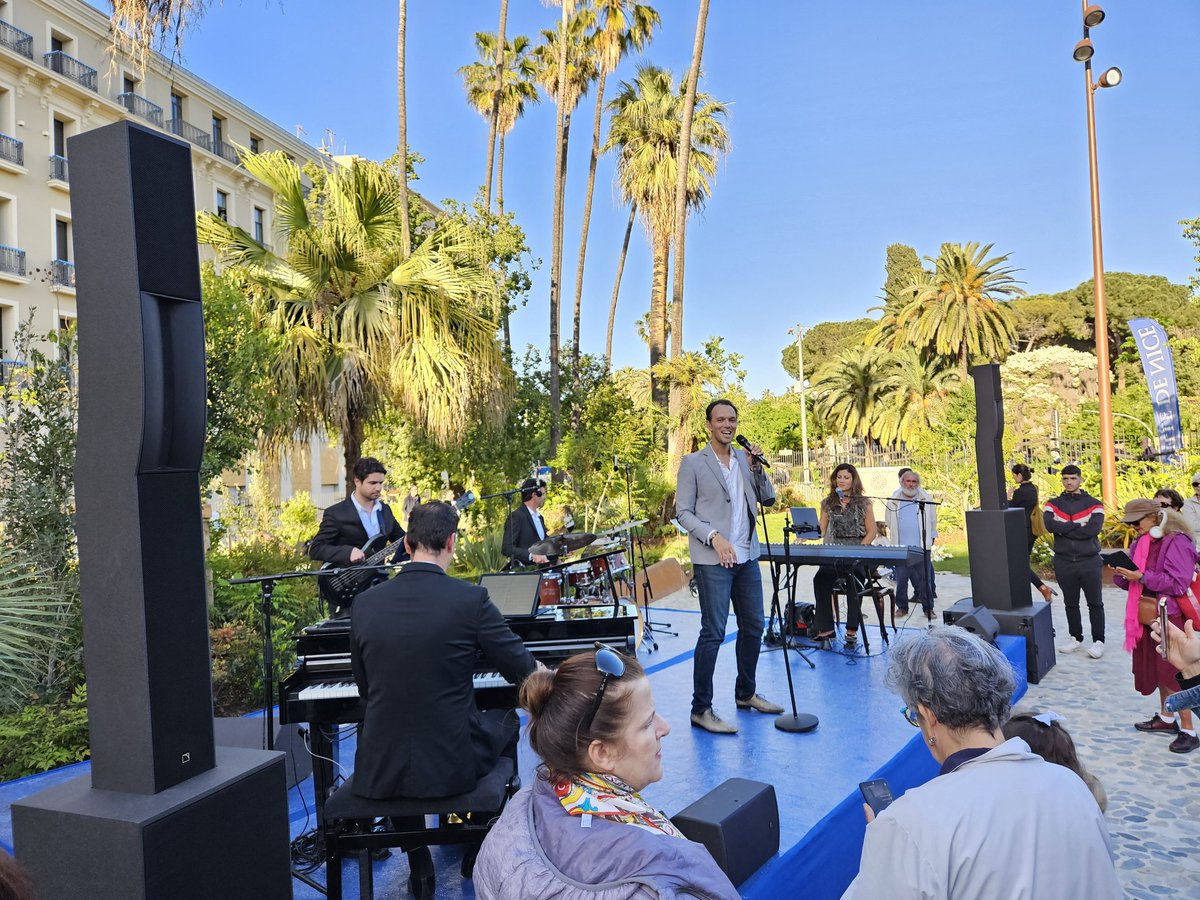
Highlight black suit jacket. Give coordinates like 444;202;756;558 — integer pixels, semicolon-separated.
349;562;537;799
501;505;546;565
309;497;405;566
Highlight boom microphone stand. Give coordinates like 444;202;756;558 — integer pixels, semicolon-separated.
869;492;942;618
749;457;818;733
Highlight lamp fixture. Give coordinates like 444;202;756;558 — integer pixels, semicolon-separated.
1083;5;1106;28
1098;66;1122;88
1073;37;1094;62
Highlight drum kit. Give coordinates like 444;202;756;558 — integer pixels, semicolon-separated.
526;519;647;607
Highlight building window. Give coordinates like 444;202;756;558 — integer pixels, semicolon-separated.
50;35;63;53
52;118;66;157
123;74;136;95
170;92;183;121
55;218;70;260
216;190;228;222
253;206;265;244
211;114;224;145
249;135;261;154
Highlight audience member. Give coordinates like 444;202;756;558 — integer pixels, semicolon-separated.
1109;499;1199;754
1009;464;1055;603
1044;464;1106;658
1155;618;1200;717
1155;488;1185;513
1181;474;1200;541
1002;710;1107;811
884;469;938;619
474;647;739;899
843;627;1121;899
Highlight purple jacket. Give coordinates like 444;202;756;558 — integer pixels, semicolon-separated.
474;776;740;900
1112;531;1197;615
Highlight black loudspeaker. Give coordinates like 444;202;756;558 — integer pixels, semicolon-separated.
213;718;312;790
944;598;1056;683
69;121;212;795
951;605;1000;643
973;364;1007;511
672;778;779;886
965;508;1030;612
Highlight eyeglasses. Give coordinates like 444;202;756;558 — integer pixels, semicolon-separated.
901;705;920;727
581;642;626;732
1193;482;1200;487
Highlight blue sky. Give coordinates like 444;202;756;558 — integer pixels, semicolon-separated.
119;0;1200;394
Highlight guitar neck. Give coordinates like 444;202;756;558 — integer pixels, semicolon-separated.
364;539;404;567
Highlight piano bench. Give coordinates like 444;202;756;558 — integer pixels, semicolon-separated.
323;757;517;900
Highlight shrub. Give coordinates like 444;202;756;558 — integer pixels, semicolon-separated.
0;685;89;780
210;622;267;715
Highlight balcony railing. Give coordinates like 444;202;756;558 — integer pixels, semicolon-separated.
117;92;163;127
51;259;75;288
167;118;211;151
0;21;33;59
0;245;26;277
49;155;68;182
43;51;97;92
0;133;22;167
212;139;240;165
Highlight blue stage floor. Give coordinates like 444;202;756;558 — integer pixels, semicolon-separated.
0;607;1027;899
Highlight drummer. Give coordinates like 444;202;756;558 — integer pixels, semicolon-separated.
502;478;551;569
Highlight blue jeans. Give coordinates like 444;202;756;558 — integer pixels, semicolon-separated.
692;560;764;715
895;555;934;612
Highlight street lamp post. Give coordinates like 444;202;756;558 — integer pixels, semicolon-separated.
1074;2;1122;509
788;324;810;483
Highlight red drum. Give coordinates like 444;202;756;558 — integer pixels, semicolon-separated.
539;572;562;606
589;557;610;582
565;563;593;588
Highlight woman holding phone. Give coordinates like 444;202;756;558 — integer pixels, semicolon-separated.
1109;498;1199;754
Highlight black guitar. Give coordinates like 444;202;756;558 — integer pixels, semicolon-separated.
317;491;476;608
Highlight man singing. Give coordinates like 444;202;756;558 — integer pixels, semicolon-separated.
676;399;783;734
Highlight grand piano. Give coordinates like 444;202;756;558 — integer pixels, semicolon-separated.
279;603;638;823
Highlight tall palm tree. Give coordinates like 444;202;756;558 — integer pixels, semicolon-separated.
875;349;959;446
666;0;711;478
605;65;729;412
810;350;892;461
605;201;637;365
536;3;596;458
484;0;509;212
897;242;1023;377
397;0;411;255
459;33;541;213
571;1;660;375
197;153;510;493
653;349;722;462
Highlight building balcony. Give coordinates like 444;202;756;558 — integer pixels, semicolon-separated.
43;51;97;92
0;133;23;167
0;20;33;59
167;118;211;152
117;92;163;127
212;139;240;165
51;259;75;289
0;245;26;278
49;155;68;183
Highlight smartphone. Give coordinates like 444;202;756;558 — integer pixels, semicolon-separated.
1159;598;1171;660
859;778;895;815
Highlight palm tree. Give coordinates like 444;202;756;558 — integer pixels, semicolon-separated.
536;3;597;459
653;349;722;462
605;65;729;412
484;0;509;212
605;201;637;365
875;349;959;446
397;0;411;255
665;0;711;478
810;350;892;461
570;1;660;376
459;33;541;214
897;242;1023;376
197;152;510;493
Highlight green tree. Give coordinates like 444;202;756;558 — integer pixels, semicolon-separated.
875;349;959;446
197;152;510;494
881;242;925;308
1009;293;1089;351
1182;216;1200;298
810;349;892;459
605;65;729;411
781;318;874;381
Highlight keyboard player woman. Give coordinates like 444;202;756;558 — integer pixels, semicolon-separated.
812;463;877;647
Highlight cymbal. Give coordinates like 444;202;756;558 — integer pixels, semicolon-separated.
529;532;597;558
601;519;648;535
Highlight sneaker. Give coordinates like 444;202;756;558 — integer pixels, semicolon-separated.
736;694;785;715
1134;714;1180;735
1170;731;1200;754
1086;640;1104;659
690;708;738;734
1058;638;1083;654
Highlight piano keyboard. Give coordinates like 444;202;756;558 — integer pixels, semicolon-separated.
296;671;515;702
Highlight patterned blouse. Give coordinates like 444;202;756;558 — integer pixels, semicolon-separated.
823;496;868;545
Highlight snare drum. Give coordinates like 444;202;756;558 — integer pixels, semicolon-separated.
565;562;593;588
589;556;610;581
539;572;562;606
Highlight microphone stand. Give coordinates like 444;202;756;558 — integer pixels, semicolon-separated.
870;493;941;620
779;511;815;669
750;461;818;733
482;485;523;569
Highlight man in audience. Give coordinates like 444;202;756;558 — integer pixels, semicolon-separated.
1044;464;1106;658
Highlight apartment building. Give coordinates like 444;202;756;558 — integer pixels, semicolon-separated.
0;0;348;510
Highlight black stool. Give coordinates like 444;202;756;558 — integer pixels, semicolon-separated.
323;757;517;899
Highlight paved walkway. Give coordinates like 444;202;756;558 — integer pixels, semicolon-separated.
656;564;1200;897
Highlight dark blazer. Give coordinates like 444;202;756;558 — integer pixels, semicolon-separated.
501;505;546;565
308;497;405;566
349;562;537;799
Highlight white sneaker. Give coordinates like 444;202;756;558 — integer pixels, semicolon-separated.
1059;638;1083;654
1086;641;1105;659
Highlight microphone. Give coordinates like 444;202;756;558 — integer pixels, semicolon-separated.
836;488;844;500
734;435;771;469
613;452;620;471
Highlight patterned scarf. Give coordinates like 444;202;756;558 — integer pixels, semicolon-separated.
554;771;683;837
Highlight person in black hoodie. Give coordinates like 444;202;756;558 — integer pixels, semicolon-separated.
1009;464;1055;603
1044;465;1106;658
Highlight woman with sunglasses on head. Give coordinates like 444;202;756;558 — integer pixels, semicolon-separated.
1109;498;1200;754
812;463;876;645
474;646;739;899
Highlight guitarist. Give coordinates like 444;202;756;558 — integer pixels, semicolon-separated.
501;478;552;569
309;458;407;610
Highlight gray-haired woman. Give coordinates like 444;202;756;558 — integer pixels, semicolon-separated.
843;627;1121;900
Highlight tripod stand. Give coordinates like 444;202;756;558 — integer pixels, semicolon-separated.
617;458;677;650
763;511;816;669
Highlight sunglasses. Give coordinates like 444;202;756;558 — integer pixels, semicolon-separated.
581;642;626;732
901;705;920;727
1193;482;1200;487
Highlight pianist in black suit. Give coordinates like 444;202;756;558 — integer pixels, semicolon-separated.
350;500;539;799
309;457;406;567
501;478;552;568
